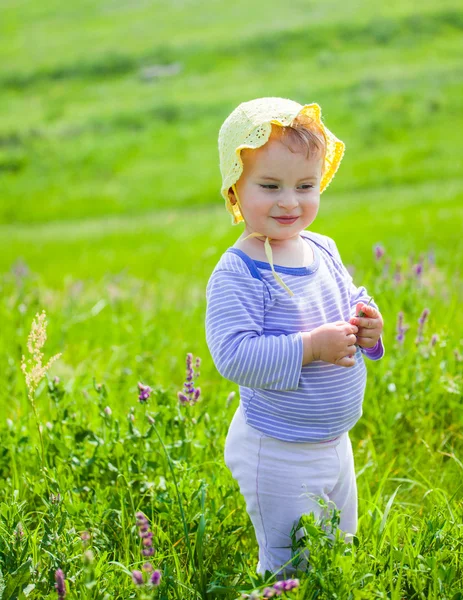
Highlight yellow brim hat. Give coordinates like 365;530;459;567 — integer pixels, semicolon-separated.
218;96;345;225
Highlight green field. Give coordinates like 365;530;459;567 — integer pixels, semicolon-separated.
1;0;463;598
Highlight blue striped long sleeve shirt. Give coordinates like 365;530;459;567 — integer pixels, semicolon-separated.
205;230;385;442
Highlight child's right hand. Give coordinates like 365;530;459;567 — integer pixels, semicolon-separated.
310;321;359;368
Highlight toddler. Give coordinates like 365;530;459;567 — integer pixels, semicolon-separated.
205;97;385;579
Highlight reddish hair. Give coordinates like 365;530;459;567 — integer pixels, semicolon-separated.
271;113;326;174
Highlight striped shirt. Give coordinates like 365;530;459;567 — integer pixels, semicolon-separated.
205;230;385;442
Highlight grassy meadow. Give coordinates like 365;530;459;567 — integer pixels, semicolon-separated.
0;0;463;598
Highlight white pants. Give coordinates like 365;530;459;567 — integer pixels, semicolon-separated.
224;404;358;578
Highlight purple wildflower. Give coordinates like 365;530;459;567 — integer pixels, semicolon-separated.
263;588;276;598
430;334;438;347
131;570;143;586
271;578;299;595
413;262;423;277
136;512;155;558
284;578;300;590
374;244;385;260
177;391;189;404
419;308;430;324
150;570;162;586
382;257;391;277
416;308;430;345
132;513;162;588
138;382;152;403
178;353;202;406
396;311;410;345
142;533;154;546
394;263;402;285
81;531;91;543
136;512;149;529
55;569;66;599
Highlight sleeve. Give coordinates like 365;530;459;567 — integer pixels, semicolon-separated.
205;268;303;390
326;237;385;362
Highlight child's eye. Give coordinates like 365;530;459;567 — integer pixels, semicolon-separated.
259;184;314;190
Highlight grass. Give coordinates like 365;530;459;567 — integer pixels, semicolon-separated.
0;0;462;597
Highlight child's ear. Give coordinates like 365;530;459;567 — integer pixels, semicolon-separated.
228;186;237;205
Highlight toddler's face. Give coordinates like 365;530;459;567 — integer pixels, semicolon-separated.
229;133;323;241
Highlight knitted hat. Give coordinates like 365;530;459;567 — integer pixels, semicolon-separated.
218;97;345;296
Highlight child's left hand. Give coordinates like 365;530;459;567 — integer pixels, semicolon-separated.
348;302;384;349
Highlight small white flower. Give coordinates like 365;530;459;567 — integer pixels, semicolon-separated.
104;406;112;416
226;391;236;408
387;383;397;393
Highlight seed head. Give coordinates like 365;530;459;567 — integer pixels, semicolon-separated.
21;310;62;401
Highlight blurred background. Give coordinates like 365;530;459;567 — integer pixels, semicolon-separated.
1;0;462;391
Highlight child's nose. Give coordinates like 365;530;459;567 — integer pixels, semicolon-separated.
277;194;299;209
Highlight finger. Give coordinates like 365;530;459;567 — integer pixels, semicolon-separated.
337;355;355;368
356;327;378;338
356;334;376;344
343;321;358;334
357;303;380;318
352;317;378;329
357;337;376;348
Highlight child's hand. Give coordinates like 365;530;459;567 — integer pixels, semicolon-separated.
310;321;359;368
349;302;384;349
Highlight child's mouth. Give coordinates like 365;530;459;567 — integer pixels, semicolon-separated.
272;216;299;224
